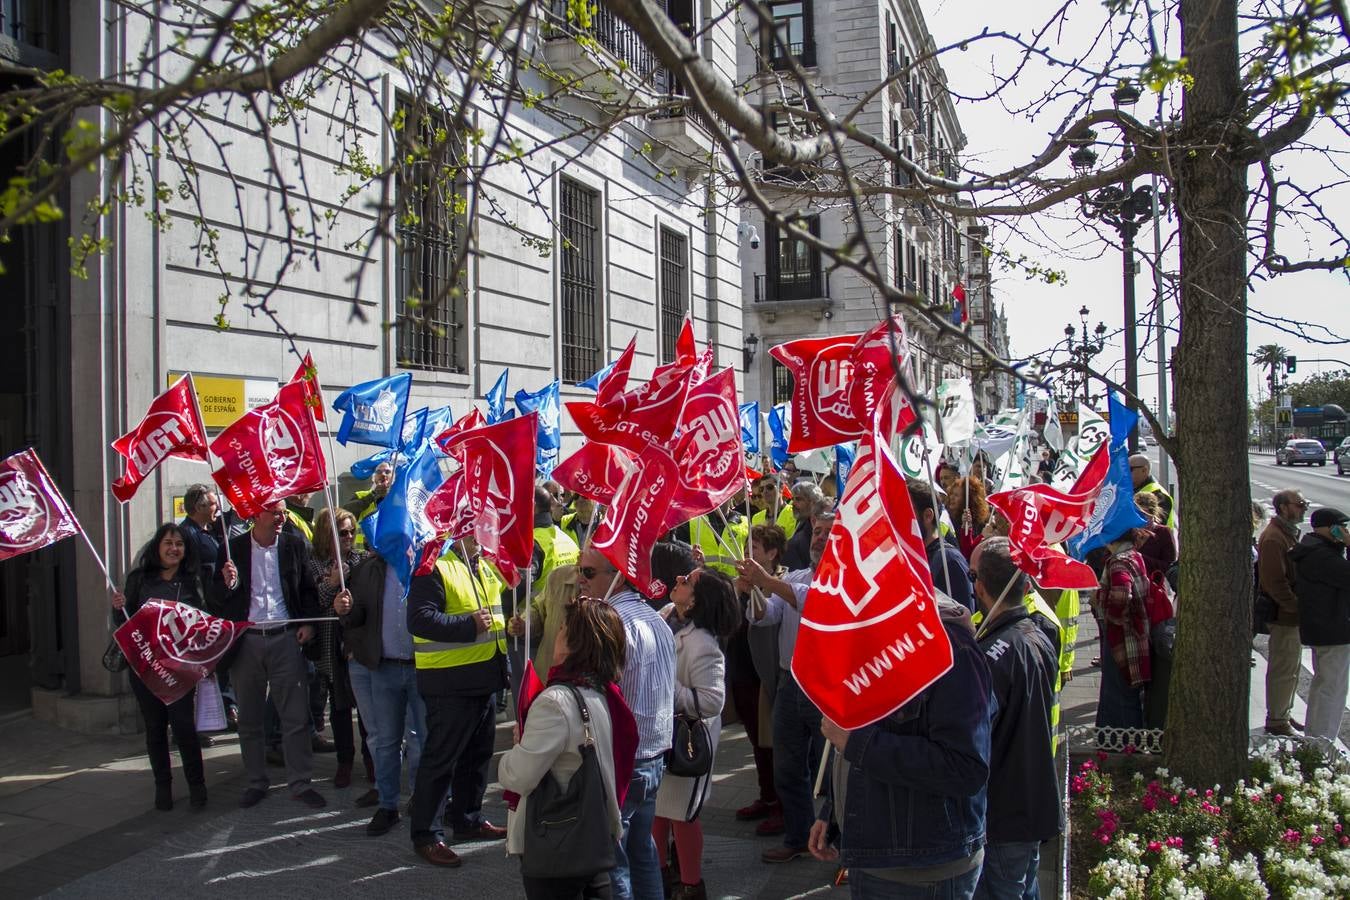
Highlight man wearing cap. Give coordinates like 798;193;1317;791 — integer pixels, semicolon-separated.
1292;507;1350;742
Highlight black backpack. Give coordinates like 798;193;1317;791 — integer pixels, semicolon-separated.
1252;558;1276;636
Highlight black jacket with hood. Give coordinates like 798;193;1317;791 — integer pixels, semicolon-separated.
1293;532;1350;646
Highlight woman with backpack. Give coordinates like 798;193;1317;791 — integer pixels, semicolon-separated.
110;523;209;811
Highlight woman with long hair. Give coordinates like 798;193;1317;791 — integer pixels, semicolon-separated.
653;567;742;900
499;598;635;900
110;523;208;811
309;507;366;788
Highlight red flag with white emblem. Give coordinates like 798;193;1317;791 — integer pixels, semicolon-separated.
0;449;80;563
590;445;684;598
791;424;953;730
433;407;488;458
111;375;210;503
769;334;865;452
114;600;251;704
986;443;1111;589
848;316;918;438
670;367;744;514
553;442;635;503
210;380;328;518
438;413;537;588
566;361;693;456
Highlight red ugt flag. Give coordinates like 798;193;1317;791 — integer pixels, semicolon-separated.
289;352;325;422
210;380;328;518
439;413;538;588
554;441;635;503
670;367;744;513
986;443;1111;590
115;600;250;705
591;445;684;598
567;359;693;456
0;449;80;563
791;425;953;730
769;333;863;452
111;374;210;503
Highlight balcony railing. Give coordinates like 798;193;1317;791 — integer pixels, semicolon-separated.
544;1;660;81
754;270;831;303
762;37;817;71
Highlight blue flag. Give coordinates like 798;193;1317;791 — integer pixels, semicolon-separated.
333;373;412;448
739;402;760;455
578;358;618;392
423;405;455;448
1069;392;1148;558
349;404;456;479
371;442;447;594
835;443;856;498
768;403;790;470
516;381;562;477
486;370;510;424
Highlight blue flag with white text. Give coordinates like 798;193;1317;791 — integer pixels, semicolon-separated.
1069;393;1148;558
350;404;454;479
739;402;760;455
333;373;412;448
768;403;790;470
835;443;856;498
515;381;562;476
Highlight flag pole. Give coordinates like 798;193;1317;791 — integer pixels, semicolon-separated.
303;360;348;595
75;520;119;594
186;374;234;570
813;742;832;798
522;564;533;664
601;569;623;602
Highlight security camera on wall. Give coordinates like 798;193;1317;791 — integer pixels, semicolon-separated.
737;220;760;250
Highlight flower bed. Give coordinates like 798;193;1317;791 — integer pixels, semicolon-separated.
1069;743;1350;898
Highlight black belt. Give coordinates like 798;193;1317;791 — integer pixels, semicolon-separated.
249;623;297;636
381;657;415;666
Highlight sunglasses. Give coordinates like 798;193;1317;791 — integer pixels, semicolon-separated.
578;566;601;580
338;529;356;537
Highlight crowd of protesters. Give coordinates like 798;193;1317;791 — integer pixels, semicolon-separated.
108;431;1350;900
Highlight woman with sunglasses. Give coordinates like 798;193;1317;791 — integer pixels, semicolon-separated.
310;507;367;788
110;523;208;811
652;567;742;900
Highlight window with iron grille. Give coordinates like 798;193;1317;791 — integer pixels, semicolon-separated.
772;359;794;405
395;96;468;373
658;227;689;364
559;178;603;383
766;215;821;301
894;229;904;286
763;1;816;68
920;257;930;300
3;0;55;51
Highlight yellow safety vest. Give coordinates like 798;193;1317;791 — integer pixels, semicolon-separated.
1138;481;1177;529
285;508;314;543
413;556;508;671
559;512;601;552
750;504;797;539
690;515;749;576
351;490;379;551
533;526;580;595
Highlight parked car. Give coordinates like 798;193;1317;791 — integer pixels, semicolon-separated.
1276;439;1327;466
1334;437;1350;475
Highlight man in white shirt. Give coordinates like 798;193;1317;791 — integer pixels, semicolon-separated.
215;499;331;810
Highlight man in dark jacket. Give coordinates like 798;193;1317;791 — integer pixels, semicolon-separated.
908;479;974;612
213;498;328;809
971;537;1061;898
179;483;220;581
335;553;426;835
1293;507;1350;742
809;596;993;897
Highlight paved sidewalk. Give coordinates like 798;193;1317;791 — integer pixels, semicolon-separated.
1;708;838;899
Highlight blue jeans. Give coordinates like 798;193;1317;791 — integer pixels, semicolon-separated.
349;659;426;811
975;841;1041;899
773;672;823;850
612;754;664;900
852;864;981;900
1095;636;1145;729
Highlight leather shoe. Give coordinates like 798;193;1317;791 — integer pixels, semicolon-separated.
735;798;778;821
239;787;267;808
293;788;327;809
354;788;380;808
761;845;808;864
366;807;400;836
334;762;353;789
189;783;208;810
414;842;463;867
1266;722;1298;737
755;815;785;837
1291;718;1305;732
452;821;507;842
312;735;337;753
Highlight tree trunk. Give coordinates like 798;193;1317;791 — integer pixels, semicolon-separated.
1163;0;1252;787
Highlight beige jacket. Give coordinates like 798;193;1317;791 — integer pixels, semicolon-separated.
497;682;622;856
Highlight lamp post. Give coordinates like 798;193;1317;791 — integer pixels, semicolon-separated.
1064;305;1108;406
1071;80;1156;453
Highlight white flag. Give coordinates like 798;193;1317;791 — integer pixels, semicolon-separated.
1043;398;1064;452
1050;402;1109;489
936;378;976;444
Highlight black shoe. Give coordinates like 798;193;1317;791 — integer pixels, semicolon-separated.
155;783;173;811
354;788;380;808
199;734;215;748
367;807;400;836
239;788;267;808
189;783;208;810
293;788;327;809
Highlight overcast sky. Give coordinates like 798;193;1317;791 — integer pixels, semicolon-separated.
924;0;1348;415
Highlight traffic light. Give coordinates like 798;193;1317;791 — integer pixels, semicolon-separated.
1286;355;1297;374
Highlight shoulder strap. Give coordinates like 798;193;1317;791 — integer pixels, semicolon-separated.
557;683;595;745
